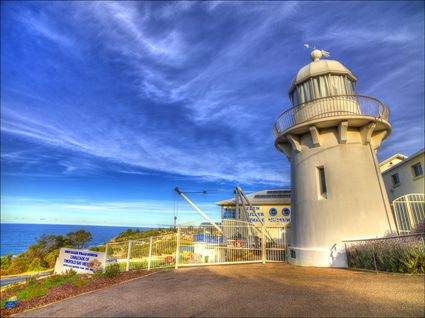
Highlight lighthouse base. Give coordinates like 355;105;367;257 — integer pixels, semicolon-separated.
287;245;347;268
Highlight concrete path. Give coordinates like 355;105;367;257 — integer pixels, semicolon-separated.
18;264;424;317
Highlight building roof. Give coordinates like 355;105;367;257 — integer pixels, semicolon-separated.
290;59;356;92
216;189;291;206
381;148;425;175
379;153;408;172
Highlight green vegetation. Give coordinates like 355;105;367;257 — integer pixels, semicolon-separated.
346;235;425;273
7;271;77;303
102;263;120;278
0;230;92;276
110;228;175;243
1;227;174;277
71;279;89;288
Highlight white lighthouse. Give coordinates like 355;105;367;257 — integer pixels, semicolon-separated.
274;49;396;267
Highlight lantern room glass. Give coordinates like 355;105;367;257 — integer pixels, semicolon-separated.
290;75;357;107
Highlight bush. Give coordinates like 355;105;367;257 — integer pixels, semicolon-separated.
7;255;31;274
412;221;425;234
71;279;89;288
27;258;45;272
88;259;103;274
1;254;13;270
103;263;120;278
131;261;148;272
62;268;77;277
346;236;425;273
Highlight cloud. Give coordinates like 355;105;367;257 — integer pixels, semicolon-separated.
1;1;422;190
1;196;221;226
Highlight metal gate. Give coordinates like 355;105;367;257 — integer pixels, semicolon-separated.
176;220;287;267
392;193;425;234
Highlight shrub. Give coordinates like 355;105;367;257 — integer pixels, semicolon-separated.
131;262;147;272
71;279;89;288
25;275;37;285
62;268;77;277
412;221;425;234
103;263;120;278
88;259;103;274
27;258;45;272
346;236;425;273
45;250;60;268
1;254;13;270
7;255;31;274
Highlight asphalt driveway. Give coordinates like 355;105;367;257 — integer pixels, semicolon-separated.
17;263;424;317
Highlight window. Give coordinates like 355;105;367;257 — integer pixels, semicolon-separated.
312;75;330;98
317;167;327;198
330;75;347;95
412;163;423;178
345;77;356;94
290;90;299;106
391;173;400;186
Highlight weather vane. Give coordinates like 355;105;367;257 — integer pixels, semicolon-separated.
304;43;330;61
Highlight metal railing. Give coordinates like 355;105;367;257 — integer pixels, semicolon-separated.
177;220;287;267
103;221;288;272
105;233;177;271
273;94;389;137
392;193;425;234
344;233;425;273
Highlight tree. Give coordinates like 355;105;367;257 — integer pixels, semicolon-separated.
0;254;13;270
66;229;92;249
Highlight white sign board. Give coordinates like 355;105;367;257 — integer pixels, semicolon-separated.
54;248;106;274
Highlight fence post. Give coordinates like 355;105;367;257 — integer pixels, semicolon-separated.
372;243;378;273
103;243;109;272
262;224;266;264
283;226;287;262
126;240;132;272
148;237;153;270
175;225;181;269
405;198;416;231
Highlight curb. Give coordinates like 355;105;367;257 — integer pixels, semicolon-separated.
11;270;163;317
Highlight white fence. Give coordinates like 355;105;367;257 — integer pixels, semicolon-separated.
392;193;425;234
104;221;287;271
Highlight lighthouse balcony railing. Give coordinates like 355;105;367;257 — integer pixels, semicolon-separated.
273;94;389;137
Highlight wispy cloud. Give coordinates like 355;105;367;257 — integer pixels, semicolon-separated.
1;1;423;190
1;196;221;226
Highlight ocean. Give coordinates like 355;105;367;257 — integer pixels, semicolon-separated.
0;223;155;257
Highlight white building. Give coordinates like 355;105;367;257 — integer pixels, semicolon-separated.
273;49;396;267
380;149;424;203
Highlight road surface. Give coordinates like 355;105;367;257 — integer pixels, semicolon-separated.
1;272;51;287
18;263;424;317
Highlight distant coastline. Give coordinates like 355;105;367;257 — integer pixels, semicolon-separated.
0;223;160;257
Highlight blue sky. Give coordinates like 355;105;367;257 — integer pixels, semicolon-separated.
1;1;424;227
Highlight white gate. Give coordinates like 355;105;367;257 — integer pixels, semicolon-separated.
176;220;287;267
392;193;425;234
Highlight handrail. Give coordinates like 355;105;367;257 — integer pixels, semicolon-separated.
273;94;389;137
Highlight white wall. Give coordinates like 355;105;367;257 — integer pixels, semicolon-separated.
383;151;425;202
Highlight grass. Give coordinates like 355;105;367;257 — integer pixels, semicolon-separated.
71;279;89;288
5;274;78;302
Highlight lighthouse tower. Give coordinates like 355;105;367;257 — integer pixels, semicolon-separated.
274;49;396;267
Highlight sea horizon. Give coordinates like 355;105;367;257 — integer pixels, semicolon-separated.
1;223;168;257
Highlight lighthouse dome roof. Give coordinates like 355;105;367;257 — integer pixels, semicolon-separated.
291;58;357;91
